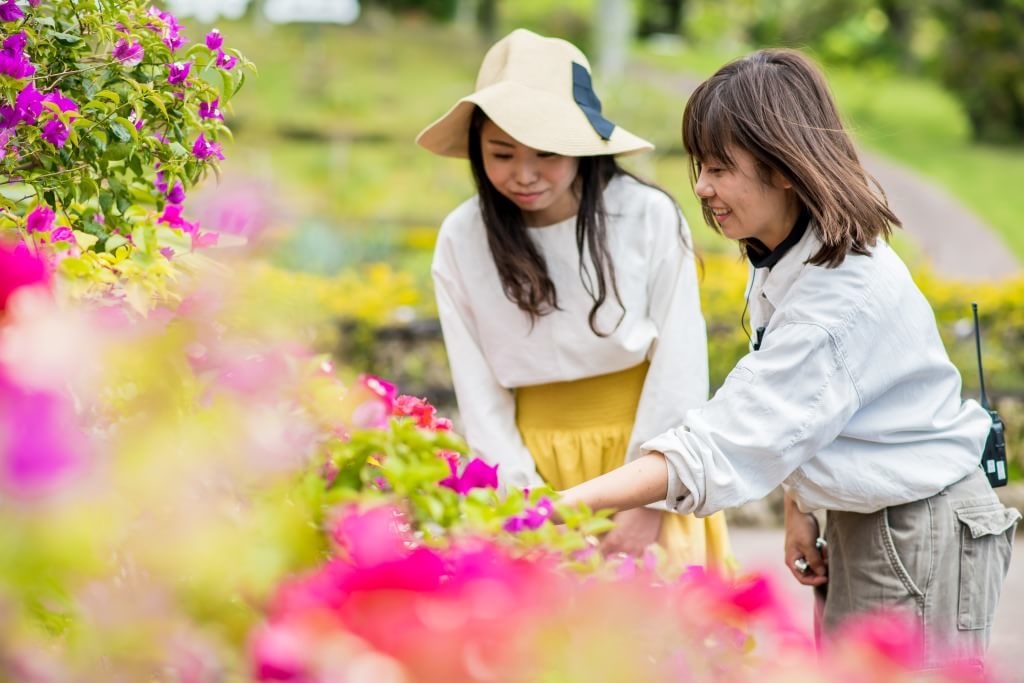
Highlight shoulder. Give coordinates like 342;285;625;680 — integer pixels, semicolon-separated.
785;239;915;332
605;174;689;241
437;196;483;242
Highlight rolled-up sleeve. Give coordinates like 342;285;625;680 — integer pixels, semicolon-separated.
641;322;862;516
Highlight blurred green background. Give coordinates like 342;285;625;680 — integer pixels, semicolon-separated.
185;0;1024;273
172;0;1023;469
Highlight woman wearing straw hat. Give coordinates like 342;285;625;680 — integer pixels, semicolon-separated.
417;28;732;571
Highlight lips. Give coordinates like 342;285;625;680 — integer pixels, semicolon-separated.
512;191;544;204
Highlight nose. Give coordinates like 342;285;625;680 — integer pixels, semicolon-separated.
513;157;539;185
694;168;714;199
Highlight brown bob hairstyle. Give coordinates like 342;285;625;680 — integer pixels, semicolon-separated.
682;48;901;267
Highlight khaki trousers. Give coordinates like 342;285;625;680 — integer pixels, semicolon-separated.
823;468;1020;668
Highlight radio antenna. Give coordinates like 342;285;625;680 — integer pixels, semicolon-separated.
972;302;990;409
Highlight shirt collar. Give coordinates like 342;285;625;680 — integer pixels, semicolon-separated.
758;219;820;311
745;210;811;270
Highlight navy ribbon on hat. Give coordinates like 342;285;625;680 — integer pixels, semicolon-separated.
572;62;615;140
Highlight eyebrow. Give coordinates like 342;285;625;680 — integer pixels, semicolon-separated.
484;138;515;147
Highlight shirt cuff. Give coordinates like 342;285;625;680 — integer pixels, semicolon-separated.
662;455;693;513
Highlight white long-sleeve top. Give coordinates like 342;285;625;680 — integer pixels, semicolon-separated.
432;175;709;489
645;226;990;516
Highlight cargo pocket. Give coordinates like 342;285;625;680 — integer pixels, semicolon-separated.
955;504;1021;630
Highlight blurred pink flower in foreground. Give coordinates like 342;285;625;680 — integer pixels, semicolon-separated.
0;370;84;497
0;239;48;312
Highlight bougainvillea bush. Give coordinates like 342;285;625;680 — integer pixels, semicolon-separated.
0;0;248;310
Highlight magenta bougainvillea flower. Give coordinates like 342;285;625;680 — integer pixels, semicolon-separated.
392;394;453;431
112;38;144;67
215;50;238;70
0;373;83;497
49;227;73;242
146;6;187;51
165;181;186;204
167;60;191;85
15;83;44;124
439;456;499;494
192;133;224;161
502;497;555;532
158;204;198;235
0;31;34;78
25;205;55;233
41;118;70;146
0;0;24;22
0;240;48;312
198;98;223;121
38;91;78;148
205;29;224;50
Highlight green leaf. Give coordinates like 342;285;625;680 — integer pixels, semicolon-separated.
109;121;132;143
95;90;121;106
104;234;129;253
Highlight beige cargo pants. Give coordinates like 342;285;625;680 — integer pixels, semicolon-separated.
823;468;1020;669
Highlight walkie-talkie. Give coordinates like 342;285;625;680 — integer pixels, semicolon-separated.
972;303;1008;487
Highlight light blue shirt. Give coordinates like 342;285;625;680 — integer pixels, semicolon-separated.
646;227;990;515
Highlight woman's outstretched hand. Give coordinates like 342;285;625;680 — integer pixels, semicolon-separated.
600;506;663;557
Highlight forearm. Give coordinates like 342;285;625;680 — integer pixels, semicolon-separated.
560;453;673;513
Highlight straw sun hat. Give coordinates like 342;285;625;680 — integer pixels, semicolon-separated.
416;28;653;158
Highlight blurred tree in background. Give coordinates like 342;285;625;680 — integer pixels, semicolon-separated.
933;0;1024;144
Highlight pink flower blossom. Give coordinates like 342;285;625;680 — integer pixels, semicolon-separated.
25;205;54;233
205;29;224;50
0;372;84;497
167;60;191;85
192;133;224;161
503;497;555;532
392;394;452;430
216;50;238;70
112;38;144;67
0;240;48;312
50;227;73;242
0;31;34;78
198;98;223;120
439;456;499;494
15;82;43;124
0;0;24;22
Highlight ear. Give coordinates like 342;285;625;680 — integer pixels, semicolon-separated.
770;169;793;189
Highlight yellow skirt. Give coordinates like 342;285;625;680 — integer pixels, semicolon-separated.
515;363;733;574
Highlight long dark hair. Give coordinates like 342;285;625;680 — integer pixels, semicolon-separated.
682;48;900;267
468;107;643;336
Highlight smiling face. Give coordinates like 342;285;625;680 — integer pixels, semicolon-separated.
479;119;581;227
693;144;800;251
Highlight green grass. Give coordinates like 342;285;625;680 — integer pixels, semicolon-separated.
195;19;1023;270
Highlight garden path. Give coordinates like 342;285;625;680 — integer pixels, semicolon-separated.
626;62;1021;281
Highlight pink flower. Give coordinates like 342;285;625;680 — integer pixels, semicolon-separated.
216;50;237;70
112;38;144;67
439;456;499;495
50;227;73;242
198;98;223;120
167;60;191;85
0;372;84;497
0;240;48;312
392;394;451;431
158;204;198;234
0;31;35;78
205;29;224;50
503;497;555;532
25;205;54;233
0;0;24;22
192;133;224;161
